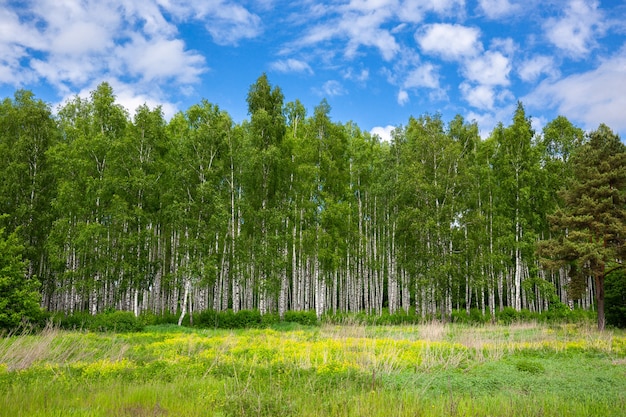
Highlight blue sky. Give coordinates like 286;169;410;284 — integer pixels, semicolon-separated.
1;0;625;140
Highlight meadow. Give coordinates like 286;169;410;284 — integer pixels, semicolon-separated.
1;321;625;416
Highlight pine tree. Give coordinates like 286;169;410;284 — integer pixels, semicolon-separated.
539;124;626;330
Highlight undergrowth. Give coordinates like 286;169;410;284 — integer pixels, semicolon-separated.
0;322;624;416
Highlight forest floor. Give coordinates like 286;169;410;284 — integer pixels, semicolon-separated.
1;321;625;416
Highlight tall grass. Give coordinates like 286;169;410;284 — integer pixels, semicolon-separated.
1;322;624;416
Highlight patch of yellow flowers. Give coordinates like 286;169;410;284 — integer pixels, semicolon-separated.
2;326;624;379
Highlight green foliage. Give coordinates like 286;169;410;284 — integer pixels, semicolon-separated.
451;309;492;324
540;124;626;329
0;83;617;327
0;228;42;332
283;310;318;326
605;270;626;328
191;309;315;329
496;307;519;324
1;324;625;416
514;359;545;374
52;311;144;332
195;309;262;329
91;311;145;332
138;311;179;326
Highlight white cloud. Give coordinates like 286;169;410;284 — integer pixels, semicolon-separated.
59;77;178;120
465;103;516;138
270;59;314;74
463;51;510;86
460;82;495;109
399;0;466;22
199;2;263;45
320;80;347;97
30;56;101;91
340;7;399;60
544;0;604;58
50;22;112;55
403;63;440;89
370;125;396;142
477;0;519;19
117;36;205;84
346;0;399;13
416;24;482;60
0;0;211;97
287;0;467;64
343;68;370;83
156;0;263;45
397;90;409;105
518;55;558;82
526;49;626;134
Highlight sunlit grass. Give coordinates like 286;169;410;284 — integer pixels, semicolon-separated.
1;322;624;416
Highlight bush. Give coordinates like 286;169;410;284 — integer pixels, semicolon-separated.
90;311;144;332
451;308;491;324
496;307;518;324
52;311;92;330
0;228;43;332
195;309;270;329
283;310;318;326
51;311;144;332
262;312;280;327
234;309;262;328
138;311;179;326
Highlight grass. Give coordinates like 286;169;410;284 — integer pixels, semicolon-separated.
1;321;625;416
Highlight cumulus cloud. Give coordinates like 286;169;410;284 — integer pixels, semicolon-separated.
0;0;244;114
477;0;519;19
370;125;396;142
460;82;495;109
59;77;178;119
518;55;559;82
117;36;205;83
403;63;440;89
340;6;399;60
270;59;314;74
463;51;511;86
197;1;263;45
286;0;469;63
544;0;604;58
526;49;626;134
416;23;482;60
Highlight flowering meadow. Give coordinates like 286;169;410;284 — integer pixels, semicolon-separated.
1;322;625;416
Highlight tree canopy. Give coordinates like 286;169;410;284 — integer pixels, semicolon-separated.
0;79;624;330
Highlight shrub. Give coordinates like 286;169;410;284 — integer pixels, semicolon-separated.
497;307;518;324
283;310;318;326
52;311;92;330
89;311;144;333
451;308;491;325
52;311;144;333
233;309;262;328
0;228;43;332
262;312;280;327
138;311;179;326
195;309;273;329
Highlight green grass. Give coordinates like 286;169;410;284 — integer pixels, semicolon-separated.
1;322;624;416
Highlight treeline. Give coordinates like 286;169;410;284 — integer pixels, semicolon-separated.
1;75;623;325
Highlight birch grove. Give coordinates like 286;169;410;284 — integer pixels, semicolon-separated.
1;79;620;320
